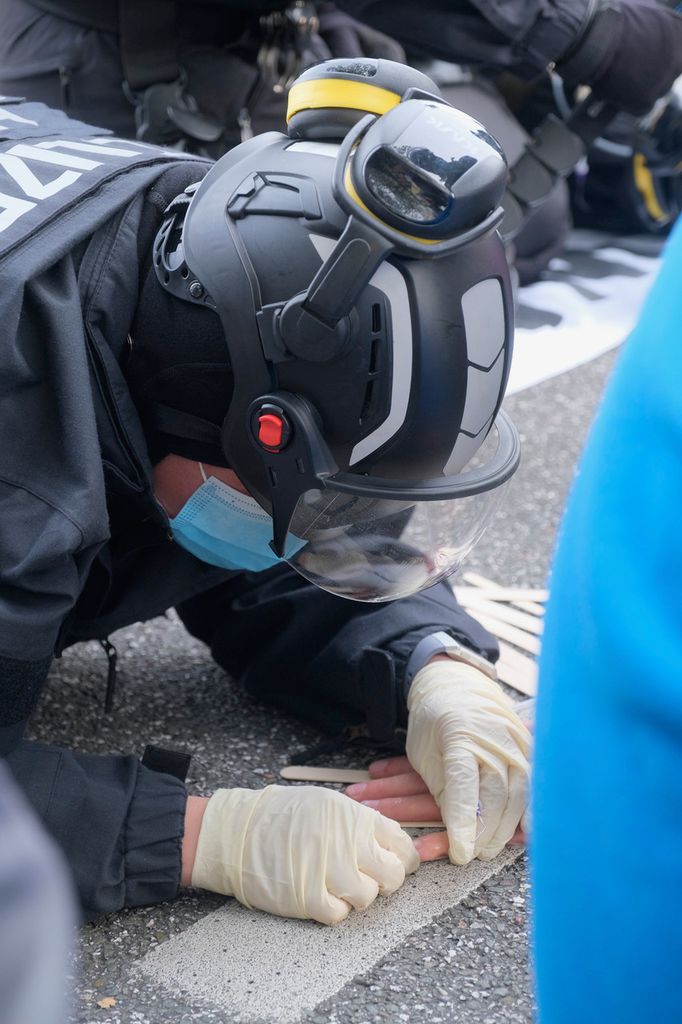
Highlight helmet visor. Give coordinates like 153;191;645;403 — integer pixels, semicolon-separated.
285;479;509;602
283;414;516;602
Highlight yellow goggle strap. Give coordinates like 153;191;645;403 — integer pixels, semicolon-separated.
633;152;670;225
287;78;401;124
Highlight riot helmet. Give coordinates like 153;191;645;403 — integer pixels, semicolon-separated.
153;58;520;602
574;94;682;236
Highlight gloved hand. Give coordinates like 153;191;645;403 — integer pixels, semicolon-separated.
191;784;419;924
558;0;682;118
406;659;531;864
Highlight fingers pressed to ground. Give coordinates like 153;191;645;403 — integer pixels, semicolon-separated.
368;756;412;779
346;771;430;802
414;831;449;862
414;825;527;863
360;793;442;823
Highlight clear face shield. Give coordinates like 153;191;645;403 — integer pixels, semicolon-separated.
285;482;509;602
281;413;517;602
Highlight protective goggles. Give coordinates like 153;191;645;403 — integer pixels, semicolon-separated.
277;98;508;355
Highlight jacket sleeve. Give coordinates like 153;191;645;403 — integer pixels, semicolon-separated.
335;0;593;76
0;256;113;662
5;735;187;917
176;565;497;743
2;654;186;918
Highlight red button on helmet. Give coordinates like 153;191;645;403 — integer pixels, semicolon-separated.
258;412;285;450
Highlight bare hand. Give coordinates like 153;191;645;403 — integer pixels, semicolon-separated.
346;756;526;862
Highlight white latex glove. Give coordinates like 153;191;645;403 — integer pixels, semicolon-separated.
191;785;419;924
406;660;531;864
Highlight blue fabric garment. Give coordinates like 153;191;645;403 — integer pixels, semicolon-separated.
532;219;682;1022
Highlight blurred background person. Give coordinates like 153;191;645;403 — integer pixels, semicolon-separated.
0;0;680;285
0;762;74;1024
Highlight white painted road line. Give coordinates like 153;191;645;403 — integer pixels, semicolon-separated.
135;848;523;1023
508;239;660;395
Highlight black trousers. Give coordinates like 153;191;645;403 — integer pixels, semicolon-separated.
175;562;498;742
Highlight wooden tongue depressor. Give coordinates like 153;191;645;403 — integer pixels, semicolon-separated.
397;822;444;829
455;588;546;617
456;595;545;636
280;766;371;784
496;641;538;697
471;612;541;656
460;571;549;615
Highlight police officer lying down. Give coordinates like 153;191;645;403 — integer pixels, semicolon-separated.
0;60;531;924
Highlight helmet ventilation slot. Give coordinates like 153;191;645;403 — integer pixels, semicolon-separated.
359;380;376;425
369;336;380;374
359;304;384;424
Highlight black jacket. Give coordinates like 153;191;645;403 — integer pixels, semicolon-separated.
0;100;219;913
0;101;496;915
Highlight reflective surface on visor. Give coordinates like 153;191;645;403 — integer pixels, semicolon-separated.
282;412;518;601
284;479;509;602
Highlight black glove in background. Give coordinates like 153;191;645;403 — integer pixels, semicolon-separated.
560;0;682;117
653;97;682;160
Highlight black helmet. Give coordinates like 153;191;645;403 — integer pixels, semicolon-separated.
153;58;520;602
576;95;682;235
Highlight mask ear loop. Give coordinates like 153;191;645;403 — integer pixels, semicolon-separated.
155;458;207;519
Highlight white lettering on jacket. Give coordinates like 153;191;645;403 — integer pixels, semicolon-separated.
0;106;38;129
0;112;146;234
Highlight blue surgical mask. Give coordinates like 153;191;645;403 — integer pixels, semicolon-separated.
168;465;304;572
